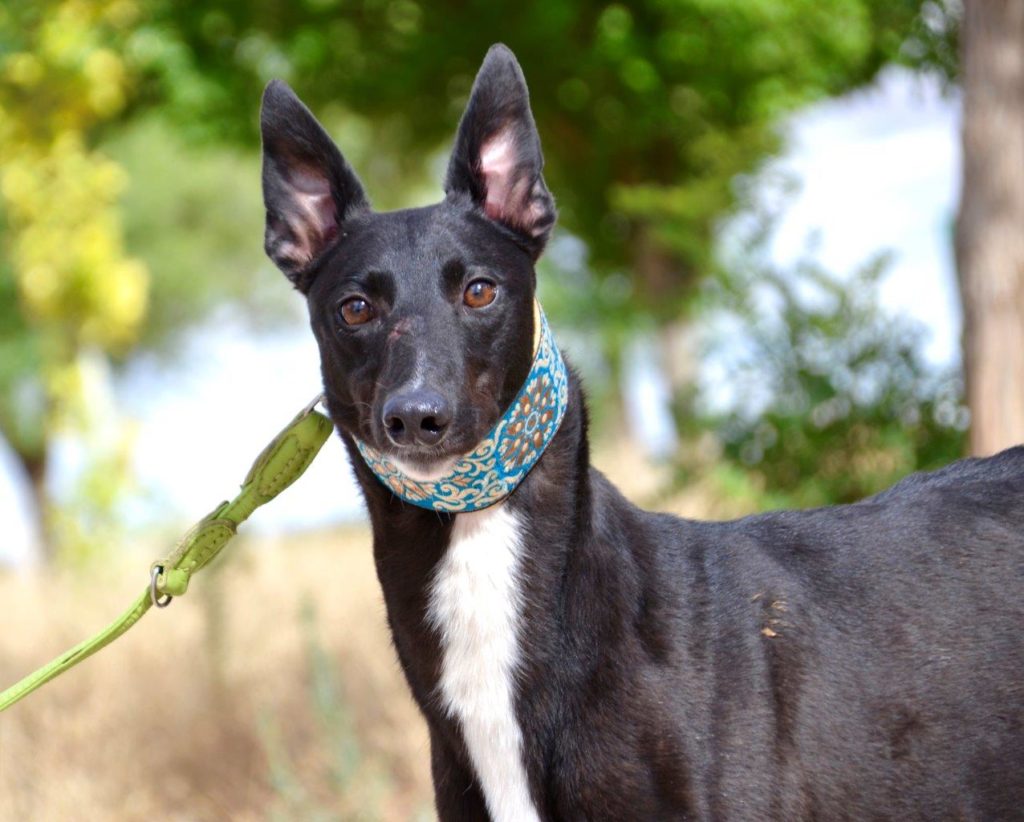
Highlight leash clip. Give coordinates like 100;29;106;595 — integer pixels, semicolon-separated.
301;392;325;417
150;565;173;609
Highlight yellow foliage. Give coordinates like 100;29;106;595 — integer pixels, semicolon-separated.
2;133;146;349
3;53;45;87
0;0;149;560
1;0;148;353
83;49;127;115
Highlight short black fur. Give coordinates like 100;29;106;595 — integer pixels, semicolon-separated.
261;44;1024;821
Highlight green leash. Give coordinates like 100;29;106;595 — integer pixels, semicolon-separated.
0;396;333;713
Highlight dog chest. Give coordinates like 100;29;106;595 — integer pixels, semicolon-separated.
427;503;541;822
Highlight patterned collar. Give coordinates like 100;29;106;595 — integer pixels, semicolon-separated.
354;303;569;512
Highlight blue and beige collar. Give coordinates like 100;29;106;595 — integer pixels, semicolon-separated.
355;303;569;513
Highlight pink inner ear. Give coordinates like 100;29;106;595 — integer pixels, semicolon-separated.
284;167;339;266
479;129;548;236
480;131;520;223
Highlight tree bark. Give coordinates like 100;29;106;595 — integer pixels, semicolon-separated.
622;232;691;453
19;449;55;564
955;0;1024;456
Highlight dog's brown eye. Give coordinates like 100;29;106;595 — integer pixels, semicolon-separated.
464;279;497;309
339;296;375;326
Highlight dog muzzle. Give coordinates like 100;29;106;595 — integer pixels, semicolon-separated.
354;302;569;512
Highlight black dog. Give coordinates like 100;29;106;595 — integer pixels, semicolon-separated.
260;44;1024;821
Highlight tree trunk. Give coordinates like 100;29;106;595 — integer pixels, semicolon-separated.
620;232;691;454
19;450;55;563
955;0;1024;456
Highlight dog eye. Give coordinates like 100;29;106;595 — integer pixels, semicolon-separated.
338;296;375;326
463;279;497;309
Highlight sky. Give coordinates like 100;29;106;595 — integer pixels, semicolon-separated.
767;68;961;367
0;67;962;565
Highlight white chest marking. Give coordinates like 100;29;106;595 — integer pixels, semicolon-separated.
427;504;541;822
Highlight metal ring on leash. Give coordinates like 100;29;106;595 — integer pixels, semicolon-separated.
150;566;173;608
301;392;325;417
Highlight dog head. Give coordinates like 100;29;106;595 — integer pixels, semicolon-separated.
260;45;556;476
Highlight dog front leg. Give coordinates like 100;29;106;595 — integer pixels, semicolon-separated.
429;727;492;821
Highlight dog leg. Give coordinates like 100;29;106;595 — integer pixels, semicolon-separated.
430;728;492;821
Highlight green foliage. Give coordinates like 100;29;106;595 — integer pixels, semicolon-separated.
140;0;955;323
689;247;967;508
0;241;44;461
104;117;289;353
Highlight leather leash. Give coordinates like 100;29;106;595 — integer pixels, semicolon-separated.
0;395;333;713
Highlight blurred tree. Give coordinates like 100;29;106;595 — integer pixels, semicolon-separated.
0;0;965;556
138;1;954;330
955;0;1024;456
690;245;967;508
0;3;300;561
0;0;147;560
104;117;284;354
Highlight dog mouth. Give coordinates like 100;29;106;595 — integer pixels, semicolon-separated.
378;424;484;470
367;423;489;481
386;451;460;482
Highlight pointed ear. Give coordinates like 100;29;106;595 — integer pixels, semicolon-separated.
444;44;556;258
260;80;369;290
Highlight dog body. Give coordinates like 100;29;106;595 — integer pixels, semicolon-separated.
261;46;1024;821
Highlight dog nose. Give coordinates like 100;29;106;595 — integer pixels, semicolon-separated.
382;390;452;447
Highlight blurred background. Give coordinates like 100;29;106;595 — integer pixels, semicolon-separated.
2;0;1021;819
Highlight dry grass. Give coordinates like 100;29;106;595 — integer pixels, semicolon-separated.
0;441;752;821
0;526;434;821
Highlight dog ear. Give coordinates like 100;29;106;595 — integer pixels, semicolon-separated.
260;80;369;290
445;44;556;258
